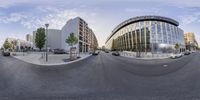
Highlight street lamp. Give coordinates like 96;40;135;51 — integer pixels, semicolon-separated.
45;23;49;62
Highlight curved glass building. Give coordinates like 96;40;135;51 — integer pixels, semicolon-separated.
105;16;185;53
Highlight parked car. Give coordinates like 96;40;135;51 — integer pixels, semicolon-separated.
104;50;109;53
53;49;66;54
170;53;182;59
92;50;100;55
2;51;10;56
112;51;120;56
184;51;190;55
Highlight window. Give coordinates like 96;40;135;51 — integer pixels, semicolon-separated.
157;22;162;44
146;21;151;51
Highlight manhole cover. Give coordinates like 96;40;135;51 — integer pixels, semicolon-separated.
163;65;168;67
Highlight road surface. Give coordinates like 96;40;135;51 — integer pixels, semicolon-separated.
0;52;200;100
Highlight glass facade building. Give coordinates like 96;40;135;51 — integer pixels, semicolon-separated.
105;16;185;53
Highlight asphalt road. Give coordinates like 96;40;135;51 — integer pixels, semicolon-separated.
0;52;200;100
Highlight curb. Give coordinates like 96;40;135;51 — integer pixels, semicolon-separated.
12;54;92;66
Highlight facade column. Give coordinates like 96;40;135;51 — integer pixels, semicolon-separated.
155;21;158;50
131;24;134;51
144;21;147;53
161;22;164;43
150;21;152;53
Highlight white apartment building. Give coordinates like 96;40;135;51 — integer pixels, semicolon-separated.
33;17;98;53
61;17;98;53
4;38;32;51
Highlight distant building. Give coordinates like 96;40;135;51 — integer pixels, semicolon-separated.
184;32;198;51
3;38;32;51
105;16;185;53
26;34;33;42
196;36;200;48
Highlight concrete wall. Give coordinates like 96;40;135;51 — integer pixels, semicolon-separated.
47;29;62;50
33;29;62;50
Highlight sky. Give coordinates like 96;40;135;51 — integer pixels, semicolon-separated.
0;0;200;47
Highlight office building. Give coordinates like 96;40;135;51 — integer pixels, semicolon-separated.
105;16;185;53
184;32;198;51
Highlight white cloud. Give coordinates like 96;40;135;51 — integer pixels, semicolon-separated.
0;0;78;8
0;7;96;29
2;0;199;47
134;0;200;7
0;0;28;8
0;6;104;46
178;12;200;25
20;8;97;30
35;6;60;13
166;0;200;7
125;8;161;14
0;12;27;24
0;0;54;8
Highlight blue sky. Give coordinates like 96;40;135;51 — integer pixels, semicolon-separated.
0;0;200;47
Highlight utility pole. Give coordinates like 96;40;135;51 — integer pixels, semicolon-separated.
45;24;49;62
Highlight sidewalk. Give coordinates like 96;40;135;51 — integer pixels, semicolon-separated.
119;51;171;60
12;52;91;66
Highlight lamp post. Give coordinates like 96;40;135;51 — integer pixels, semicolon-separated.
45;23;49;62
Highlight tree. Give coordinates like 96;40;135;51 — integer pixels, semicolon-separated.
174;43;180;53
11;40;17;51
35;27;46;51
66;33;78;60
3;40;11;50
136;43;142;57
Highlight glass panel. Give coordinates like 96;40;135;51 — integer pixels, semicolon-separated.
175;27;178;44
124;34;126;49
162;22;167;44
129;32;132;49
157;22;162;44
126;33;129;50
132;31;136;51
146;21;151;52
136;29;140;49
140;21;145;51
167;23;171;44
170;24;175;44
151;21;157;52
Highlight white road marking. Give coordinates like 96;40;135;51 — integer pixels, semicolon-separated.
163;65;168;67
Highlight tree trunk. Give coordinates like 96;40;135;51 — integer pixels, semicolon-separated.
70;45;73;61
70;49;72;60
